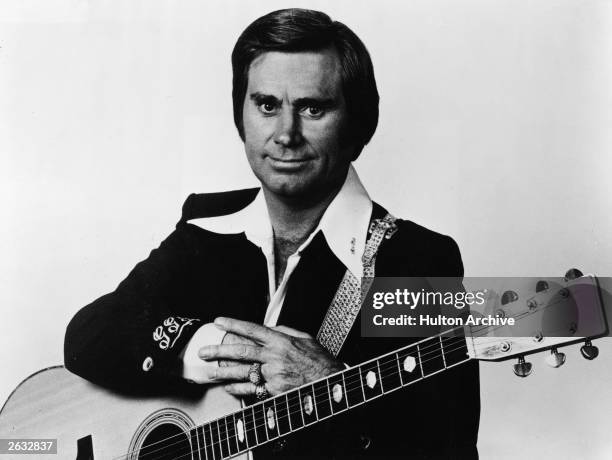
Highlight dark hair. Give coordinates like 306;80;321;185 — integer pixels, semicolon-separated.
231;8;379;156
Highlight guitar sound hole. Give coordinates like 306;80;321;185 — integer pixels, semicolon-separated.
138;423;192;460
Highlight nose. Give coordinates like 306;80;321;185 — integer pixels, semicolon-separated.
273;110;302;147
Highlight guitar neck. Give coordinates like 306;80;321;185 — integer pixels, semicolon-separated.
188;329;471;459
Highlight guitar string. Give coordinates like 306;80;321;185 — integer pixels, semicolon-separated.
135;320;572;460
119;292;580;459
115;336;469;460
121;337;481;460
127;319;567;460
142;341;470;460
126;318;567;460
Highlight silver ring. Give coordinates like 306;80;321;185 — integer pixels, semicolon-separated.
248;363;263;385
255;384;269;400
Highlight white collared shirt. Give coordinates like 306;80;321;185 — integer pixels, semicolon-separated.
182;165;373;382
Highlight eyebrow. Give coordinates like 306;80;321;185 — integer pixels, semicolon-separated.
249;92;336;108
250;93;280;105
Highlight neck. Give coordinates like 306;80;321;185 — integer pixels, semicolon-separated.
262;182;343;243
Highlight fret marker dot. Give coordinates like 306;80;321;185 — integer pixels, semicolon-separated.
365;371;377;389
303;394;314;416
266;407;276;430
403;356;417;373
332;384;343;403
236;418;245;443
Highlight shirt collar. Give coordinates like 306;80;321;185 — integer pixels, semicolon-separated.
188;164;373;277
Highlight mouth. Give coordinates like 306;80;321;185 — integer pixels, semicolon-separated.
266;156;313;171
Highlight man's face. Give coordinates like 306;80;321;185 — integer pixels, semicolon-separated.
242;48;354;203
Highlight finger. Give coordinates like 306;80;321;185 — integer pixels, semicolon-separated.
224;382;257;397
214;317;277;345
272;325;312;339
209;364;251;382
198;343;266;362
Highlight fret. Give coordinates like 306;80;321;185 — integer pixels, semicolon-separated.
275;394;291;435
418;339;446;376
439;337;447;369
379;352;402;392
298;385;317;425
285;394;293;431
360;360;382;400
196;425;207;460
234;412;248;452
313;379;332;419
253;403;268;445
263;399;279;438
287;389;304;430
328;373;348;413
441;333;469;367
311;385;320;420
344;367;364;407
218;418;229;459
203;423;214;460
397;345;423;386
226;415;238;457
244;407;257;448
210;421;221;460
190;426;202;460
416;344;425;376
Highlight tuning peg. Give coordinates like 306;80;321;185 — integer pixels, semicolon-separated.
545;348;566;368
501;290;518;305
564;268;583;281
580;339;599;360
513;356;533;377
536;280;549;292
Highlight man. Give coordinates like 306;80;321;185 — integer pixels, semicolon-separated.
65;8;479;459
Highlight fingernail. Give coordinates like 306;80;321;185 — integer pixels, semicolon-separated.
198;349;209;358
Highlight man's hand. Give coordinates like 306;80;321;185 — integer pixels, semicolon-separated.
217;331;258;368
198;317;345;396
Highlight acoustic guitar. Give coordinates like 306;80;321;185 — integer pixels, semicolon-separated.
1;272;607;459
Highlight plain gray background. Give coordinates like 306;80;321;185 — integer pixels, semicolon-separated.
1;1;611;458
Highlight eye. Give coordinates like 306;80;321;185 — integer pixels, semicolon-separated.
303;106;324;118
258;102;278;115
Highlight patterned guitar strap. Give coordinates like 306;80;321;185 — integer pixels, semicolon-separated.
316;213;398;357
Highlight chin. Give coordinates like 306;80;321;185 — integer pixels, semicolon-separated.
267;180;312;198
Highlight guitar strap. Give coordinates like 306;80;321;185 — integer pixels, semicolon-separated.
316;213;398;357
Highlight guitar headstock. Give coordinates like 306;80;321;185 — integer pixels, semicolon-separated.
465;269;608;377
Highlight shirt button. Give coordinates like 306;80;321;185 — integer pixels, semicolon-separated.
142;357;154;371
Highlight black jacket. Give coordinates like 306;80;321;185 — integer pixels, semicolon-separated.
64;189;480;459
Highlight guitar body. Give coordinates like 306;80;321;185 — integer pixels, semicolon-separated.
0;366;246;459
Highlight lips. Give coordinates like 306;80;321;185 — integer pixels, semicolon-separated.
268;156;312;162
266;155;313;171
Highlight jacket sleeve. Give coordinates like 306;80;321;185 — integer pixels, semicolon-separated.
64;223;206;391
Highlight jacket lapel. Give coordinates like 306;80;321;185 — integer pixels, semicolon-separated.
276;232;347;336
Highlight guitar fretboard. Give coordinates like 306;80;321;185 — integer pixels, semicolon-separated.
188;329;470;460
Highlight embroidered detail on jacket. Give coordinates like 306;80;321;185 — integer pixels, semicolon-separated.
153;316;199;350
